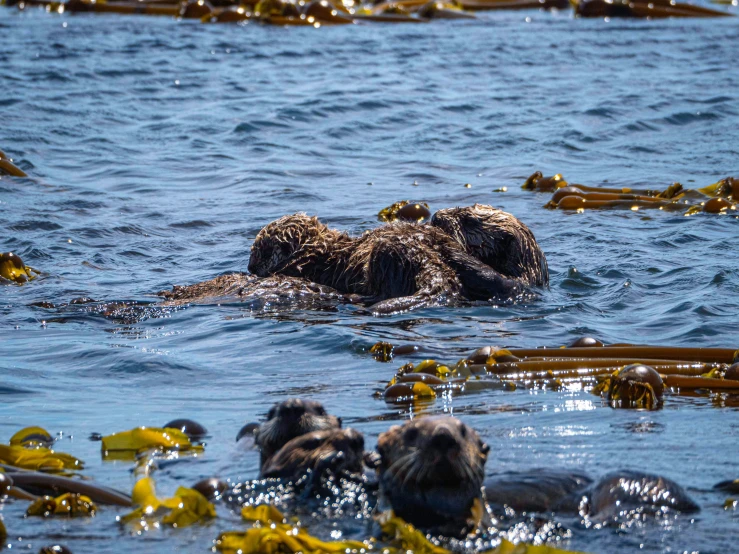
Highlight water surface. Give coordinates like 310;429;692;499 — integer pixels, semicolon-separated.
1;7;739;553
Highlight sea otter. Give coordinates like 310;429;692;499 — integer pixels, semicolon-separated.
484;469;698;520
261;428;365;481
161;205;546;313
430;203;548;287
247;207;537;313
252;398;342;470
367;416;489;535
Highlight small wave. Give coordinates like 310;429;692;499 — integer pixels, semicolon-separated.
662;111;720;126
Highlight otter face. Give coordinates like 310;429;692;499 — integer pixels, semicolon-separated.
261;428;365;480
248;215;311;277
374;417;489;530
256;398;341;470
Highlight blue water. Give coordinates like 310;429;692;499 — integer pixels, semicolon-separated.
1;5;739;553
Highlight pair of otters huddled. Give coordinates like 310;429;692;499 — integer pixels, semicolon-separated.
243;398;698;537
162;204;548;311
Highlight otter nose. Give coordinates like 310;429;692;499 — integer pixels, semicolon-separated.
430;426;459;452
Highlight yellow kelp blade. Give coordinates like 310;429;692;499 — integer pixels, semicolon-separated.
101;427;203;457
378;515;450;554
161;486;217;527
0;444;83;472
380;514;586;554
0;252;39;283
218;504;368;553
27;493;97;517
120;477;215;528
241;504;286;524
10;426;54;448
485;539;587;554
215;526;368;554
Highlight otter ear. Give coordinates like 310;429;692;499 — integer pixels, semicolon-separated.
364;450;382;469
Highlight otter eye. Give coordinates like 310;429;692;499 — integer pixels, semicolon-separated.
459;425;467;439
404;427;419;442
315;406;326;416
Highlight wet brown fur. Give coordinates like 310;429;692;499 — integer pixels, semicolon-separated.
256;398;342;471
247;214;356;288
430;204;549;287
158;273;341;306
163;206;546;313
246;208;539;313
261;428;365;480
372;417;489;533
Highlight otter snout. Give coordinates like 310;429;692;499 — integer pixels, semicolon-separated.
430;425;461;453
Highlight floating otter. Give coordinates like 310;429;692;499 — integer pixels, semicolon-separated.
261;428;365;481
254;398;342;471
247;206;541;313
368;416;489;535
160;205;546;313
484;469;699;521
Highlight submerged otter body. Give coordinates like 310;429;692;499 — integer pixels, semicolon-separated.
484;469;699;521
255;398;342;471
370;417;489;534
158;272;343;305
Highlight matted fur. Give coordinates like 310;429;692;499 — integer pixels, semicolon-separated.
162;206;547;314
431;203;549;287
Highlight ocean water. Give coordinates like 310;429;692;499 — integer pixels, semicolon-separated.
1;5;739;553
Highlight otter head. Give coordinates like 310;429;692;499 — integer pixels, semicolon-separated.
371;416;489;532
431;204;548;287
256;398;341;469
247;214;348;280
261;428;365;481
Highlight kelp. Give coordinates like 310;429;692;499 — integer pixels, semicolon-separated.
119;477;216;528
10;426;55;448
241;504;286;523
378;200;432;223
376;340;739;406
217;505;366;553
27;493;97;517
0;252;40;284
2;467;132;506
526;172;739;214
101;426;204;459
596;365;664;410
662;375;739;391
221;506;586;554
0;152;27;177
370;341;395;362
0;444;83;473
